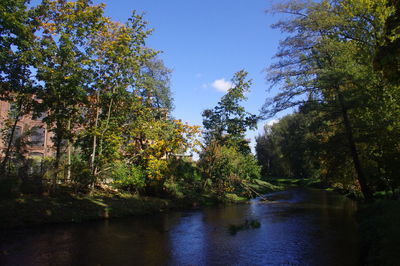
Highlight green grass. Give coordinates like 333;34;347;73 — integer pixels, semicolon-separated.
0;178;283;229
250;179;282;192
224;193;248;203
267;178;325;188
0;190;173;229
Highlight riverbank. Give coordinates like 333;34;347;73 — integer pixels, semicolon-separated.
267;178;325;188
0;179;280;229
0;187;361;266
0;189;173;229
358;200;400;266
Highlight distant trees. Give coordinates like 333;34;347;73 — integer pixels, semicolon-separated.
256;112;318;179
259;0;400;200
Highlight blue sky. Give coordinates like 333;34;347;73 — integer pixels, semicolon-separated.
93;0;290;151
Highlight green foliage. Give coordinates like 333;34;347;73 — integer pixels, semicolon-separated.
202;70;257;155
110;161;145;193
163;159;203;199
256;112;321;179
224;193;248;203
200;70;261;197
199;142;261;195
70;156;95;192
167;159;202;183
247;179;282;194
138;57;174;112
261;0;400;199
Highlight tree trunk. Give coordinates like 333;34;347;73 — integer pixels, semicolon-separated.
66;118;71;181
52;119;64;191
90;91;100;175
97;86;115;175
1;100;22;176
336;89;373;201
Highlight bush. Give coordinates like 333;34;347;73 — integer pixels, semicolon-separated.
163;179;184;199
163;158;203;199
199;143;261;195
110;161;145;193
70;157;95;193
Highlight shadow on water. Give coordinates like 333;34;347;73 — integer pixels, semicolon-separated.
0;188;360;266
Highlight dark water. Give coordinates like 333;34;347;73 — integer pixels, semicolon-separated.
0;188;360;266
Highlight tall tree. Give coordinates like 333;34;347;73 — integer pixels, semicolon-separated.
202;70;257;155
83;12;155;177
0;0;38;173
262;0;398;200
138;57;173;114
35;0;106;185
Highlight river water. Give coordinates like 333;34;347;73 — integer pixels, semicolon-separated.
0;188;360;266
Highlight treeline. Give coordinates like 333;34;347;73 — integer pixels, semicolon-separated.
256;0;400;200
0;0;202;195
1;0;267;200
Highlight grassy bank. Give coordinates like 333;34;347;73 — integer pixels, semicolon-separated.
266;178;325;188
0;189;175;229
0;179;280;229
358;200;400;266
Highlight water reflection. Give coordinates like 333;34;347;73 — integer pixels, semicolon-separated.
0;188;360;266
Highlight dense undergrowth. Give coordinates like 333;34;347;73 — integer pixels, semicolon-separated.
358;200;400;266
0;153;280;229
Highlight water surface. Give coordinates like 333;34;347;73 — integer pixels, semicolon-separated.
0;188;360;265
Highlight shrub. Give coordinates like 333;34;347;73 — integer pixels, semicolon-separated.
110;161;145;193
163;158;203;198
199;143;261;195
70;157;95;193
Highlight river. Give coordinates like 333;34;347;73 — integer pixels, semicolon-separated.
0;188;360;266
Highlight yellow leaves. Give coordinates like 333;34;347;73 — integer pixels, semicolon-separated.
41;22;57;34
145;156;167;180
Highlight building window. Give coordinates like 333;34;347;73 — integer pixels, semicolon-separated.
30;126;45;146
7;126;22;145
8;102;19;119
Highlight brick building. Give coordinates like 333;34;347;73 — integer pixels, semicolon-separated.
0;99;54;159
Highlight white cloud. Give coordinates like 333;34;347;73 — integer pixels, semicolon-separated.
211;78;233;93
195;73;203;78
267;119;279;126
201;83;208;89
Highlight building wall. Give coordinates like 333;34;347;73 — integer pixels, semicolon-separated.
0;100;54;158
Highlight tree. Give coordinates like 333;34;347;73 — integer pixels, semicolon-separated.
200;70;260;195
374;0;400;84
34;0;106;186
199;140;261;196
0;0;39;174
82;12;155;177
202;70;257;155
262;0;399;200
138;57;174;113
